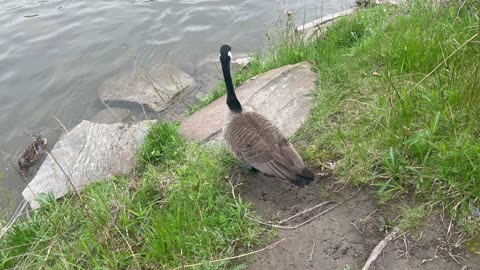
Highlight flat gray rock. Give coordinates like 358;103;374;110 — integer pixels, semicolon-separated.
179;61;317;142
22;120;153;209
90;108;134;124
297;8;358;39
99;65;194;112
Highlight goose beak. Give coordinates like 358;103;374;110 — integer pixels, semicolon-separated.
293;178;306;188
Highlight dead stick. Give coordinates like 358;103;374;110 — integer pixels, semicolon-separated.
51;115;69;134
248;203;339;230
309;240;316;262
361;226;400;270
289;203;340;229
110;132;137;160
407;33;478;96
247;216;300;230
0;200;27;239
113;224;141;269
252;187;362;230
278;201;331;224
172;238;286;270
100;99;122;122
46;149;81;197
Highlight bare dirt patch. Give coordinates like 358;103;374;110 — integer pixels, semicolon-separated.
233;168;480;270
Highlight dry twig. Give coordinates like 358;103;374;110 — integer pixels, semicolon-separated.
407;33;478;96
51;115;69;134
249;203;339;230
278;201;332;224
250;187;362;230
113;224;141;269
362;226;400;270
350;221;366;236
171;238;286;269
309;240;316;262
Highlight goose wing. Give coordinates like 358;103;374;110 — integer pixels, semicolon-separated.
225;112;305;180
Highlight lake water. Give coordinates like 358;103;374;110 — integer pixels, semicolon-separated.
0;0;354;214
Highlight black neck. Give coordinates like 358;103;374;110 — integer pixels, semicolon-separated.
220;58;242;113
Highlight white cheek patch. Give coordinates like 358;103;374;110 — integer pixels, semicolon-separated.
228;51;232;58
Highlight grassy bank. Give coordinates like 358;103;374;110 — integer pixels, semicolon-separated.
1;0;479;268
269;0;479;233
0;123;263;269
303;0;480;234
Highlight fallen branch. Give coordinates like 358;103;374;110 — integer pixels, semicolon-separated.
362;226;400;270
171;238;286;270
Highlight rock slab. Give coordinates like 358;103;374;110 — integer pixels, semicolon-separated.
297;8;358;39
22;120;153;209
179;61;317;142
99;65;194;112
90;107;134;124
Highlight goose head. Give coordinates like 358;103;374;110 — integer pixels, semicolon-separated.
219;44;232;63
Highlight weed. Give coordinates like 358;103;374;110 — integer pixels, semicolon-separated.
399;204;430;231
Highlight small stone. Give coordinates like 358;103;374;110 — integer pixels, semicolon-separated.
232;57;251;68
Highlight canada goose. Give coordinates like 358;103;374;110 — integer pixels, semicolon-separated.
219;44;315;187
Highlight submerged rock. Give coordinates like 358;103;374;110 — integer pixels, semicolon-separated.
99;64;194;112
179;61;317;142
90;107;135;124
22;120;153;209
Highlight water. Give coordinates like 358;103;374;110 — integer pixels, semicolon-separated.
0;0;354;213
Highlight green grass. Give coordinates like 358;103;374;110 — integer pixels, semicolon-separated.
0;122;263;269
292;1;479;233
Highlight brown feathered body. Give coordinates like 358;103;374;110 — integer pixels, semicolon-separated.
223;109;309;181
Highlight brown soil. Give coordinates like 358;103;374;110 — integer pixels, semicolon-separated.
233;168;480;270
